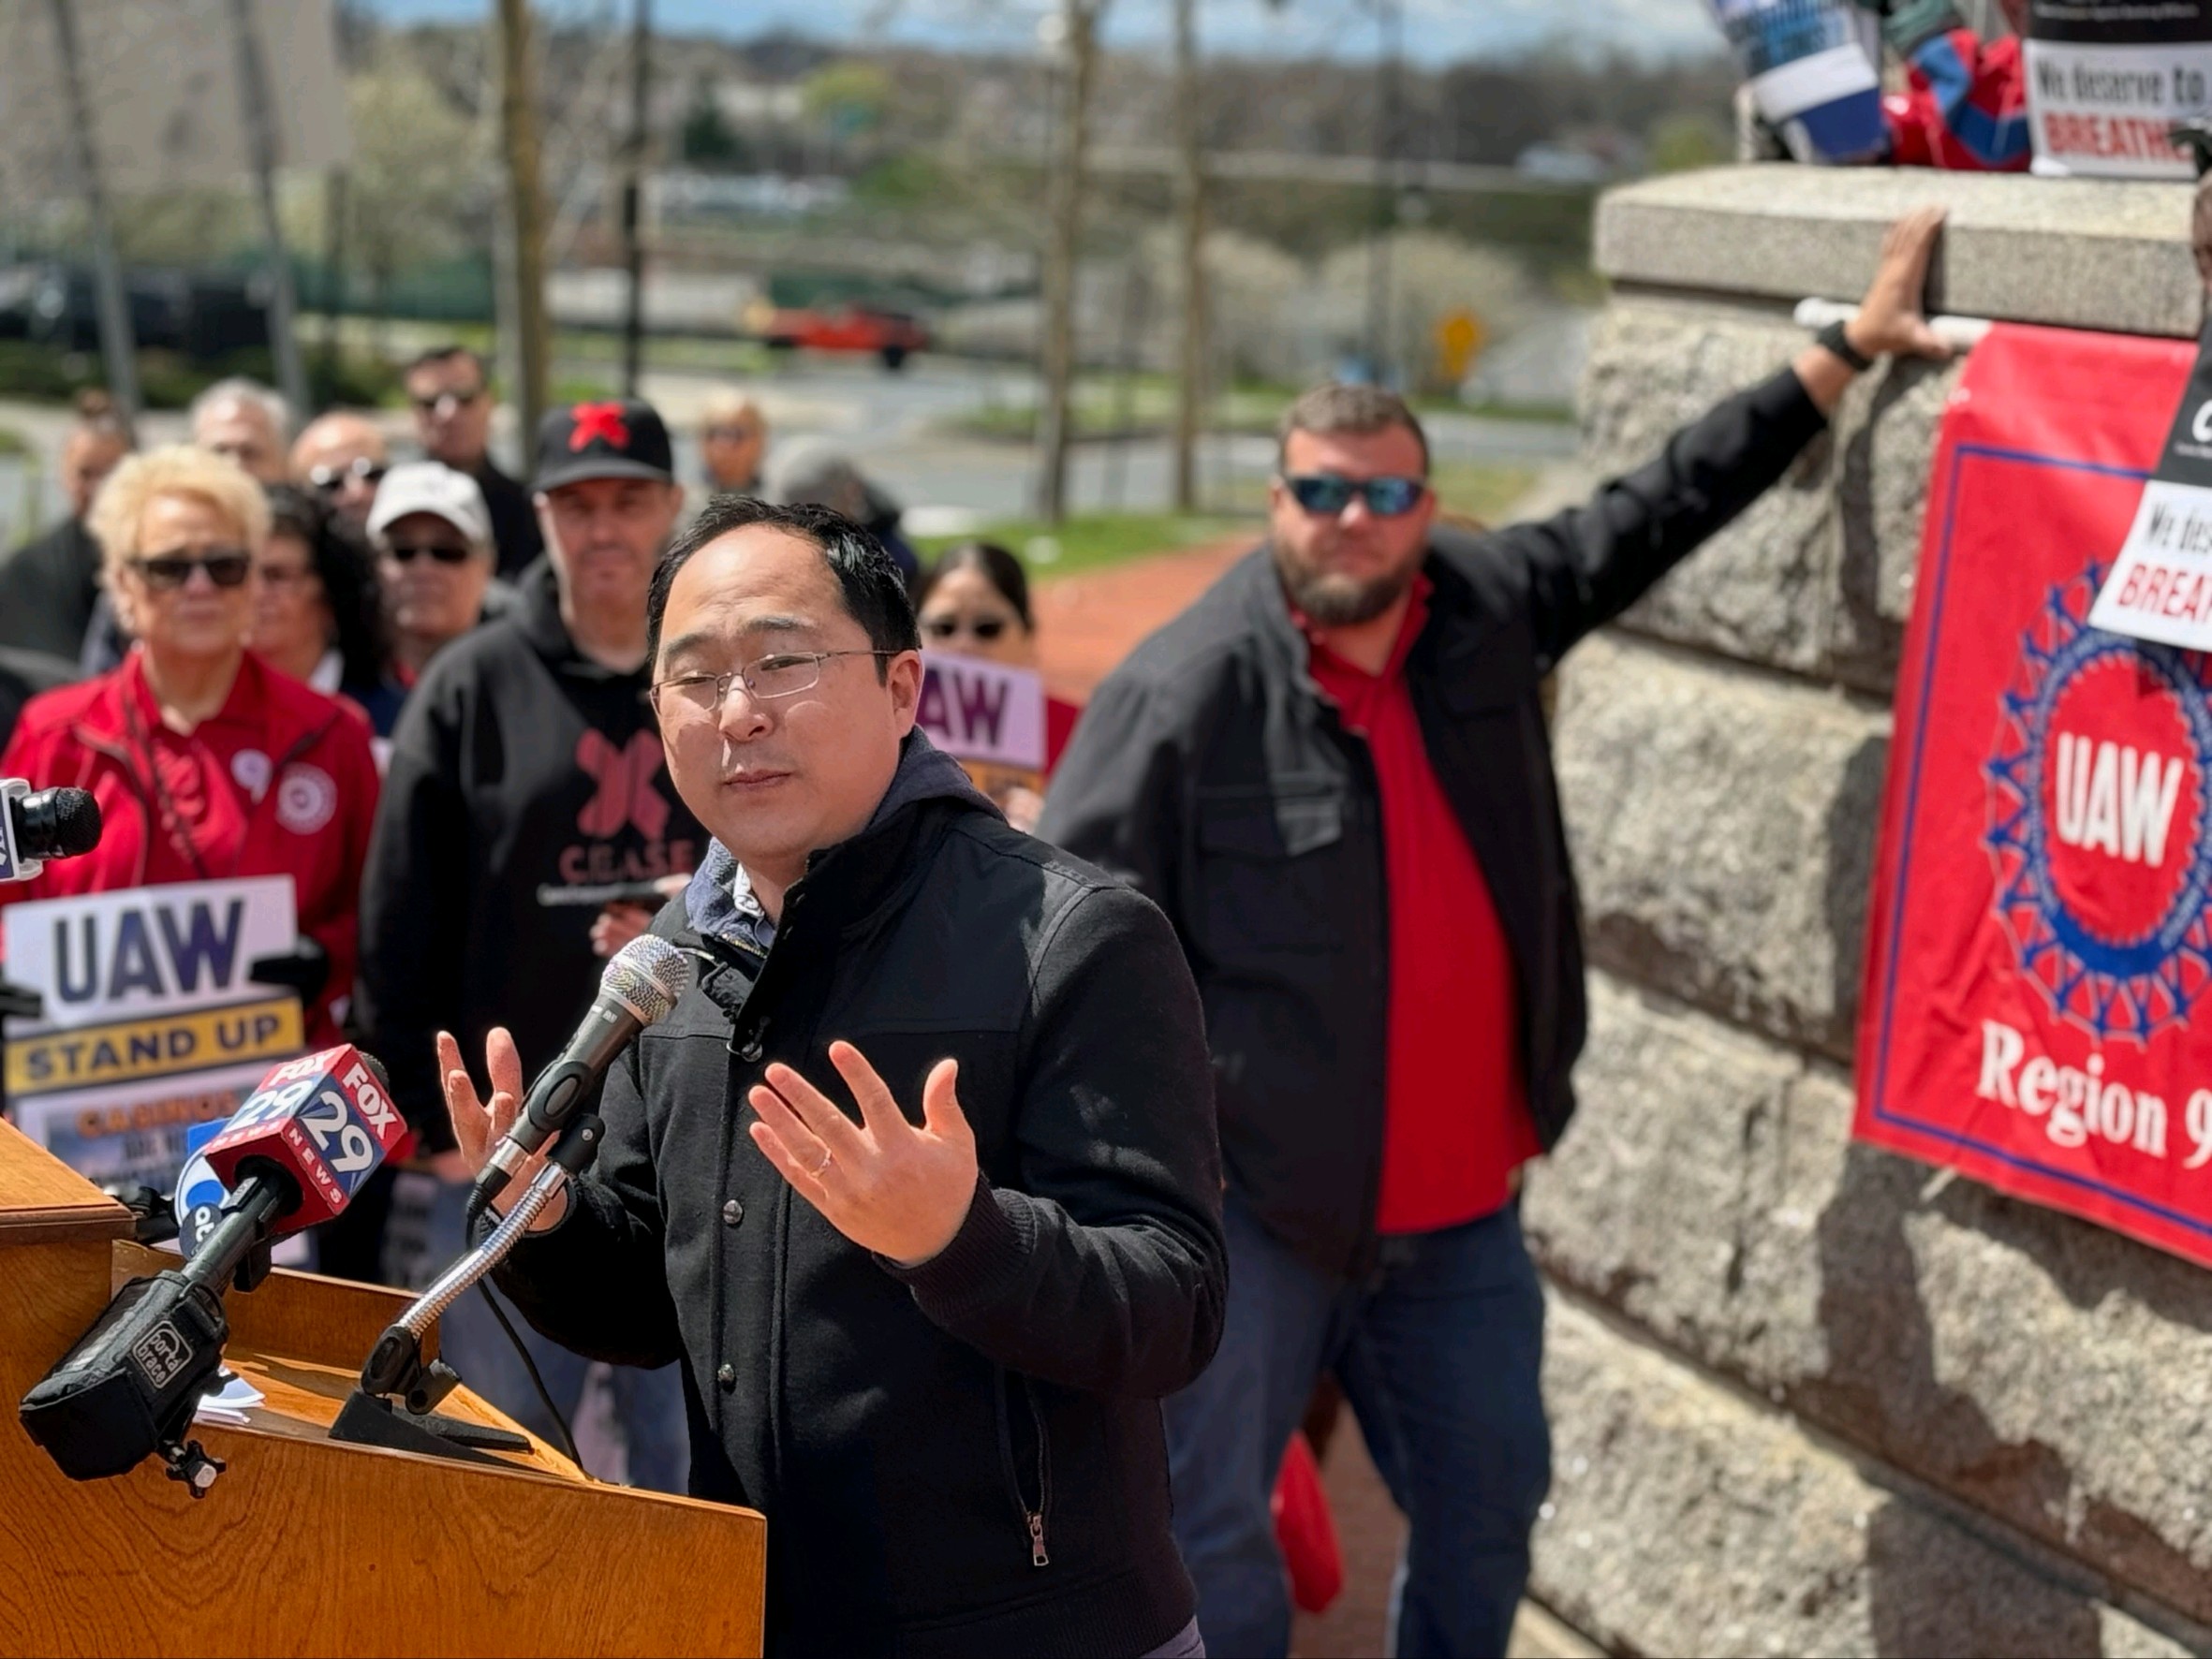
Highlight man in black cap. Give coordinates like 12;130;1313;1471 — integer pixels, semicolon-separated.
353;398;700;1488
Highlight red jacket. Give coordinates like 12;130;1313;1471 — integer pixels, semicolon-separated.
0;650;380;1045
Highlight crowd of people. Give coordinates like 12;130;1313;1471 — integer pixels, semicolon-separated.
0;204;1946;1659
0;351;962;1480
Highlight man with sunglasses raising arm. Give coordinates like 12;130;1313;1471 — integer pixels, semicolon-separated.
1038;206;1952;1659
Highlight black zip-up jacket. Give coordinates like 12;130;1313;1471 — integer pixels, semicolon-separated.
1038;366;1829;1279
355;561;703;1149
492;736;1226;1658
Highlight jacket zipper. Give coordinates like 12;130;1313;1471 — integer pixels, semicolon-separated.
994;1371;1052;1567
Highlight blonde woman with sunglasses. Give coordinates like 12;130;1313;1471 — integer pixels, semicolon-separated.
0;445;381;1052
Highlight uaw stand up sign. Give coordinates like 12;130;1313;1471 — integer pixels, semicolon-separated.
1856;320;2212;1267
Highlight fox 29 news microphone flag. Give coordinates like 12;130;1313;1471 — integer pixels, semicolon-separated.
1855;320;2212;1267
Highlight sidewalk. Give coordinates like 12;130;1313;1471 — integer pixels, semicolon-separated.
1030;535;1251;703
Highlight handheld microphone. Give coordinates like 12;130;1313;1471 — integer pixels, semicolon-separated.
473;934;691;1210
199;1046;408;1235
18;1047;402;1489
0;780;100;884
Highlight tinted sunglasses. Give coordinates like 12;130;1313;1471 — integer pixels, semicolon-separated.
1282;474;1427;518
922;615;1010;642
384;541;473;565
309;456;388;492
131;550;252;590
410;388;483;415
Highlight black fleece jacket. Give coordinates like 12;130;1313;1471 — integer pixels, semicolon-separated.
355;562;703;1149
1040;365;1831;1279
491;736;1226;1658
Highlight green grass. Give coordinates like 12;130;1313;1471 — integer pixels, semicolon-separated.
553;330;778;376
1430;462;1541;525
949;374;1573;446
914;511;1250;579
910;461;1541;582
0;339;400;411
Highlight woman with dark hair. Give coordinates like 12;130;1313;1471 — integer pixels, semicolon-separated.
912;540;1081;817
255;484;406;737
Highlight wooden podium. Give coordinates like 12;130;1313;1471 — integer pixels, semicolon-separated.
0;1119;765;1656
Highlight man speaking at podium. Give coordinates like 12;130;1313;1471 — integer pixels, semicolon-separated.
439;496;1227;1657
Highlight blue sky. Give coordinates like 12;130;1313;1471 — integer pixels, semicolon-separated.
360;0;1725;64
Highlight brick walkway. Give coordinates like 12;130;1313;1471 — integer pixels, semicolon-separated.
1030;537;1250;703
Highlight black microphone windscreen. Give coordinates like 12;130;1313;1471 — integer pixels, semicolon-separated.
17;786;102;859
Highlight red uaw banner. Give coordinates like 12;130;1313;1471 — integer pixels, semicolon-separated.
1855;320;2212;1267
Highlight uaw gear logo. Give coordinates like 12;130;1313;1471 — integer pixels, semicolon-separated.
1984;563;2212;1045
274;765;337;836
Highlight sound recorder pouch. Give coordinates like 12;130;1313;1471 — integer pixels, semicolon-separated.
20;1272;228;1480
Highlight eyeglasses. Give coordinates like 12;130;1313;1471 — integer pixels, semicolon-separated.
922;615;1011;643
308;456;388;493
383;541;473;565
1282;474;1428;519
130;549;252;590
410;388;483;416
651;650;897;716
256;563;317;589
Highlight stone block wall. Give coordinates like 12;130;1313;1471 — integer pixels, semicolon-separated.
1526;166;2212;1655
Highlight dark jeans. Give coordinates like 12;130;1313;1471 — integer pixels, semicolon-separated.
1165;1197;1550;1659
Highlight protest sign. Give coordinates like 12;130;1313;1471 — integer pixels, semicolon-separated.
916;652;1047;800
1709;0;1888;164
1855;320;2212;1269
2091;325;2212;650
2;876;303;1193
2023;0;2212;179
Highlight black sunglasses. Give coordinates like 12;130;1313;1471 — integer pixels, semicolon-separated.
410;388;483;415
384;541;473;565
1283;474;1427;518
922;615;1010;642
309;456;388;492
131;549;252;590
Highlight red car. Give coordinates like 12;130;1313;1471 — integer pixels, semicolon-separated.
748;302;929;370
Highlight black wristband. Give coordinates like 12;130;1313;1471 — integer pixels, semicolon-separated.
1817;317;1876;373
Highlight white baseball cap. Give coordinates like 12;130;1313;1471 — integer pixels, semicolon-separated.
367;461;492;548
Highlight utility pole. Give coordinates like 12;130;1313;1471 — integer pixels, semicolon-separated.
228;0;311;419
496;0;552;446
620;0;652;397
47;0;140;433
1364;0;1402;387
321;169;348;387
1035;0;1100;527
1170;0;1205;513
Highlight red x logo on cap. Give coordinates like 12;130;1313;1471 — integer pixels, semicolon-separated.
568;402;630;452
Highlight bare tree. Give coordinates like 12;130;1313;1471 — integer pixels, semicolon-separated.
1034;0;1104;527
1171;0;1204;512
496;0;551;445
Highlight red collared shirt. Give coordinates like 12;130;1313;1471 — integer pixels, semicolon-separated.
1301;578;1540;1234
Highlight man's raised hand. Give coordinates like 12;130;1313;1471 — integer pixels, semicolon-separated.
437;1025;569;1229
748;1041;979;1267
1847;203;1951;363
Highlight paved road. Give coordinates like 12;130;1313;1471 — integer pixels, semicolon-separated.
0;352;1578;539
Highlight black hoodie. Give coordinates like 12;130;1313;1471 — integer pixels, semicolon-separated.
356;561;704;1148
490;735;1226;1657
